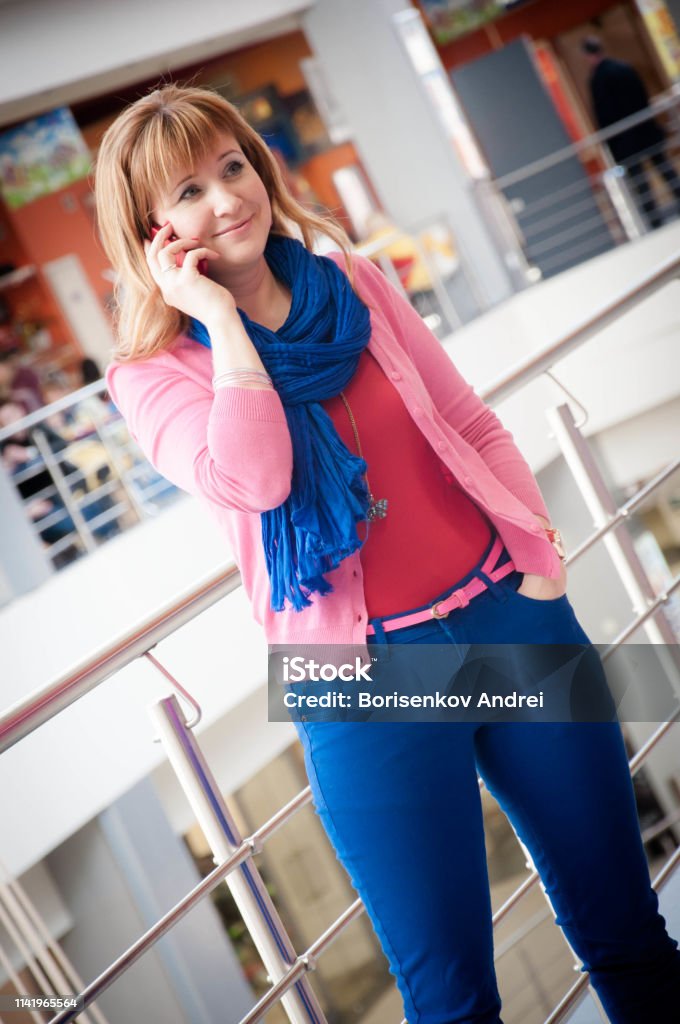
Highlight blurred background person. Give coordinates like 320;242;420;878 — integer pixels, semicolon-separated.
0;397;120;557
582;35;680;228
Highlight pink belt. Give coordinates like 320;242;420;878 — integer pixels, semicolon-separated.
365;536;516;636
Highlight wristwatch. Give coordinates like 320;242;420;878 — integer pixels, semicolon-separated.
545;527;566;562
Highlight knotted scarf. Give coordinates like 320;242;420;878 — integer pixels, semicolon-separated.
189;234;372;611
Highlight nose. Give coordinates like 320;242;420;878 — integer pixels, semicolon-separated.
211;182;242;219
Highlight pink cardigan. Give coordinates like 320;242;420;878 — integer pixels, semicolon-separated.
105;253;562;644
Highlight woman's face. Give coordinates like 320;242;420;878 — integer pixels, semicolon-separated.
150;131;273;277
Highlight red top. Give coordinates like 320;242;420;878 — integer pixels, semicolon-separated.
106;252;558;646
323;350;492;618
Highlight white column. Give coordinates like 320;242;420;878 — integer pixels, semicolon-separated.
302;0;518;306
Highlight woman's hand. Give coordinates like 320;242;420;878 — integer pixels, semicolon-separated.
515;514;568;599
517;559;568;600
144;222;237;326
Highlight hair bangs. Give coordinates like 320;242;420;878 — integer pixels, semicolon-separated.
130;103;228;222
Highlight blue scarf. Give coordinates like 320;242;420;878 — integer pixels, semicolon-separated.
189;234;372;611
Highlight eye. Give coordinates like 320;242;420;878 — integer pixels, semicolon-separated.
224;159;244;177
177;160;244;201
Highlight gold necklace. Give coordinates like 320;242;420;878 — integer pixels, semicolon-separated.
339;391;388;521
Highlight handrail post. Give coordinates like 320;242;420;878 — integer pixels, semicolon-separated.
32;428;97;554
601;166;647;242
88;402;147;523
546;403;679;648
411;229;462;332
547;402;680;845
147;694;327;1024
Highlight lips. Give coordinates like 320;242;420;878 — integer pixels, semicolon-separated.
214;216;253;237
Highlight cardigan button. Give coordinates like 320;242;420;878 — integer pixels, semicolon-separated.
437;441;447;453
530;523;542;533
463;475;474;487
391;371;401;381
412;406;423;416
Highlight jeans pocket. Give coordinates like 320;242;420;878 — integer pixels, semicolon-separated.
503;570;568;605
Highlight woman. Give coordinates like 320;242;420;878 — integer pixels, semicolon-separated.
95;85;680;1023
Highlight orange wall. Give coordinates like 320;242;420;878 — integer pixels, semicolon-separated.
8;176;111;314
205;31;311;96
301;143;383;236
0;198;80;363
0;201;27;267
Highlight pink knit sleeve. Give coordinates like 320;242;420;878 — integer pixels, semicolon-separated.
353;256;551;521
105;357;293;514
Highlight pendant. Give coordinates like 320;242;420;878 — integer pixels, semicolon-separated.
367;495;388;521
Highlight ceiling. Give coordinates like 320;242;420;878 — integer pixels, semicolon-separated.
0;0;311;127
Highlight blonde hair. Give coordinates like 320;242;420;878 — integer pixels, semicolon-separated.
94;84;354;362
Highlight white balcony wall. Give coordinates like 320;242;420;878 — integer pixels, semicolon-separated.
1;225;679;878
446;223;680;480
0;496;296;877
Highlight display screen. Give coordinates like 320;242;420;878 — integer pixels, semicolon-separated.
420;0;525;45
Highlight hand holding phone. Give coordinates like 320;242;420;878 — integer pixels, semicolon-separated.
150;225;209;275
144;221;235;326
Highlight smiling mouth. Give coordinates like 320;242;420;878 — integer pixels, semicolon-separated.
214;216;252;236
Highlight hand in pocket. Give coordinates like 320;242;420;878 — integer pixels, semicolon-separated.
517;560;568;601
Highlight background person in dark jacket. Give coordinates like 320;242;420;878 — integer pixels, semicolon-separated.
582;35;680;228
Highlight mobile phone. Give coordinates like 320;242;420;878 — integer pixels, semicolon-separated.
150;225;208;274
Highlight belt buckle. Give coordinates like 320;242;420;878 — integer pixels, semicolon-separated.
431;587;470;619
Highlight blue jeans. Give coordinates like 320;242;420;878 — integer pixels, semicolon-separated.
294;537;680;1023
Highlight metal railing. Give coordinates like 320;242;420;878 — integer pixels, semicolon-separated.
489;87;680;279
0;379;179;572
356;216;482;333
1;252;680;1024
